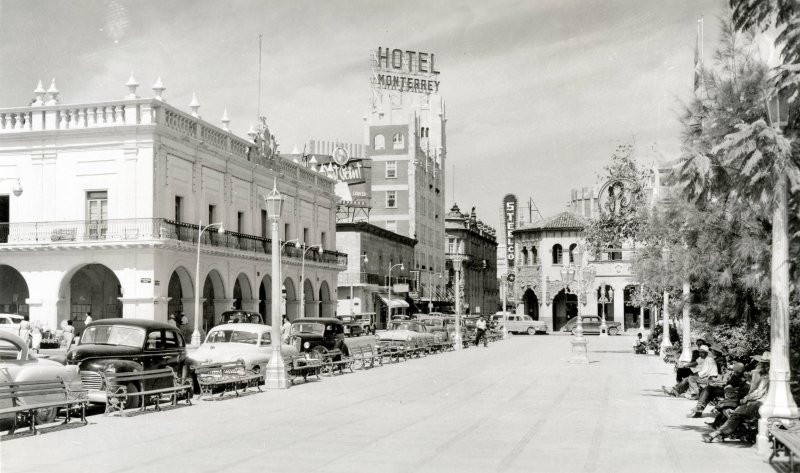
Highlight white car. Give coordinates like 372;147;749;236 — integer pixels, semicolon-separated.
493;313;548;335
187;323;299;375
0;314;24;335
0;331;83;424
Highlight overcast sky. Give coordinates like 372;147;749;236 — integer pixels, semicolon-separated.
0;0;726;229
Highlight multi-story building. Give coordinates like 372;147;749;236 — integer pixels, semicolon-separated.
364;47;447;302
0;78;345;335
444;204;498;316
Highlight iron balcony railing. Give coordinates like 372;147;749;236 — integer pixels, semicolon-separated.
0;218;348;268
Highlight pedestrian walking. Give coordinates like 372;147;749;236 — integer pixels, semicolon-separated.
168;313;177;327
84;311;93;325
281;315;291;343
475;316;488;347
62;320;75;348
30;320;43;353
18;320;31;348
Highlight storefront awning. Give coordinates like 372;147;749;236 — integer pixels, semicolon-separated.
377;295;409;309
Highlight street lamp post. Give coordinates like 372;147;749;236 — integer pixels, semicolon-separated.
755;91;799;454
192;221;225;347
598;285;613;337
264;180;288;389
501;277;509;340
562;245;593;363
299;243;323;318
451;239;465;351
427;270;441;313
387;262;404;327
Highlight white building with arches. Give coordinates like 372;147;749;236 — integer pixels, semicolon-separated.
0;78;346;335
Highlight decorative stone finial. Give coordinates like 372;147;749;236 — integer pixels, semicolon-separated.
221;108;230;131
33;80;46;106
125;72;139;99
46;78;59;105
308;156;318;165
247;123;256;140
152;77;165;101
189;92;200;118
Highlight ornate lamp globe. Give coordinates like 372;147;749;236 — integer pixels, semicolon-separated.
265;179;283;220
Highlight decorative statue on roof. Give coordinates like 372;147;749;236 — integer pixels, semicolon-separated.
251;116;278;162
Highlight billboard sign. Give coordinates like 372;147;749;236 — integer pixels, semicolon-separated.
372;47;441;94
503;194;518;269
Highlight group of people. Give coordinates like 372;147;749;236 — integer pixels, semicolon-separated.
167;312;193;341
17;318;78;352
659;338;769;443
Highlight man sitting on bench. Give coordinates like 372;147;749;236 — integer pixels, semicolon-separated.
687;362;747;418
663;344;717;399
702;351;770;442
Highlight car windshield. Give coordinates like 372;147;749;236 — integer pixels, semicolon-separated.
420;319;443;328
81;325;146;348
206;329;259;344
290;322;325;336
390;321;424;332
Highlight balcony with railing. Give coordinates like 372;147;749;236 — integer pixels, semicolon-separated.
337;271;383;286
0;218;347;269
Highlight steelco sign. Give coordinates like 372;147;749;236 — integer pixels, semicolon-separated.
503;194;518;269
374;47;441;93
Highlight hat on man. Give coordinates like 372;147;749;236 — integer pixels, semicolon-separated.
732;362;746;374
698;345;711;353
710;343;726;355
752;351;771;363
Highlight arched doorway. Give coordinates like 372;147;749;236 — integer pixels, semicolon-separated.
302;279;315;318
523;288;539;320
0;265;29;317
202;270;225;332
167;266;193;320
624;285;638;329
69;264;122;332
318;281;332;317
259;275;272;321
233;273;253;310
283;278;298;320
552;289;577;331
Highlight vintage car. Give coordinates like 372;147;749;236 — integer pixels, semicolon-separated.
220;310;264;325
376;320;436;343
0;313;24;335
561;315;622;336
187;323;298;375
338;313;375;337
493;313;549;335
415;315;453;342
64;319;188;408
0;331;83;424
287;318;346;357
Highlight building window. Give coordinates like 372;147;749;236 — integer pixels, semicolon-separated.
303;227;309;245
320;232;327;249
284;223;290;241
392;133;405;149
386;191;397;208
174;196;183;222
374;134;386;150
86;191;108;239
386;220;397;232
208;205;216;225
521;247;529;266
531;247;538;264
386;161;397;178
237;212;244;233
552;244;563;265
261;210;267;238
569;243;577;263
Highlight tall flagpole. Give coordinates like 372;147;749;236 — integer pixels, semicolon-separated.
258;34;262;119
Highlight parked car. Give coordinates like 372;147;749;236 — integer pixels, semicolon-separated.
287;318;346;357
64;319;188;408
0;313;24;335
377;320;436;343
187;323;298;379
338;313;375;337
415;315;452;342
0;331;83;424
560;316;622;336
220;310;264;325
493;313;548;335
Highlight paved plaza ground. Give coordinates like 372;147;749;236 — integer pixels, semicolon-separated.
0;334;778;473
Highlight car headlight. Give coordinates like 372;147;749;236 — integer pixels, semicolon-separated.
303;342;310;349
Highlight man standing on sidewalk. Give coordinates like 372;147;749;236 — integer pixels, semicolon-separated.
475;316;488;347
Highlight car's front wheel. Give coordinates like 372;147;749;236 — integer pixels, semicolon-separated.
608;327;619;336
34;407;57;425
310;346;328;360
571;327;578;336
123;383;141;409
527;327;536;336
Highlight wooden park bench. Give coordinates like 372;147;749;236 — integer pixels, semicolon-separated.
343;336;382;370
195;361;263;400
0;378;88;435
286;355;322;385
769;417;800;472
100;368;192;416
377;340;407;363
318;349;353;376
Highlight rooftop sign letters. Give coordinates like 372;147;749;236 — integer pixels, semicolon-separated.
373;47;441;94
503;194;517;269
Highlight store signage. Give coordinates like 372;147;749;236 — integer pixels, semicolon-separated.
373;47;441;94
393;283;409;293
140;278;152;283
503;194;518;269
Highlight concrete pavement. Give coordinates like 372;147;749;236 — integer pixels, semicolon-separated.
1;335;776;473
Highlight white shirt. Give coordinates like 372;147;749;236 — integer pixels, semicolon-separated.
696;355;719;378
476;319;487;330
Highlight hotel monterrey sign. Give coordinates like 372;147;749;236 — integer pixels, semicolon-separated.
373;47;441;94
503;194;518;270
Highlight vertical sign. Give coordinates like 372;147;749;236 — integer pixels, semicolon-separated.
503;194;518;270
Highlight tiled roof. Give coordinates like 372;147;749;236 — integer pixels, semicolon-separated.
518;211;587;231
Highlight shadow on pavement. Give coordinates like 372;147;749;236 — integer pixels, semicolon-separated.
1;420;88;441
